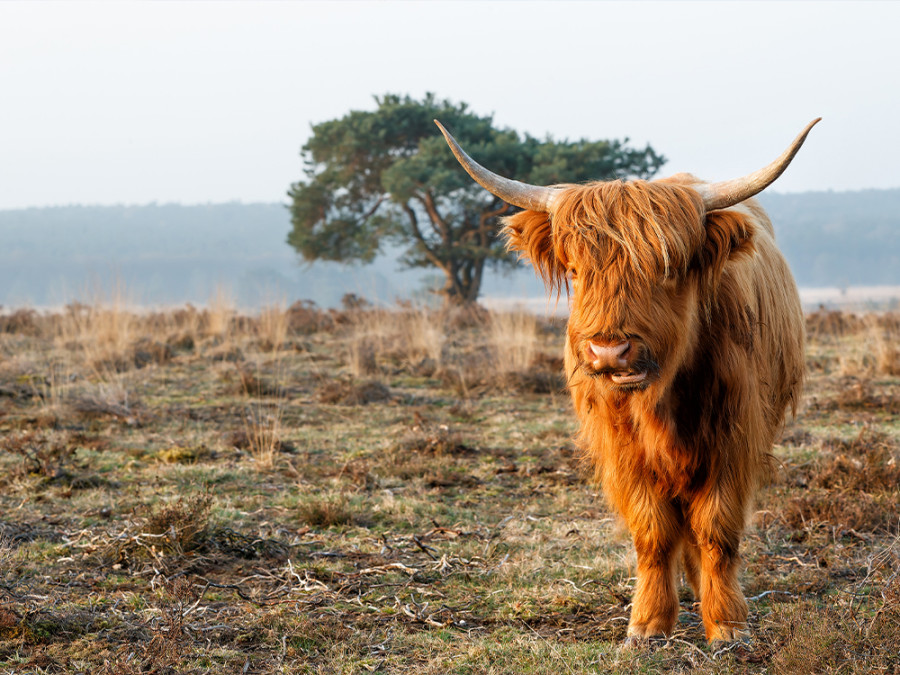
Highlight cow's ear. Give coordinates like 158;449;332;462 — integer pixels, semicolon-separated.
700;209;755;280
501;210;566;289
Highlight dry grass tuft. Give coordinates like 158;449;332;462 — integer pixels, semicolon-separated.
779;427;900;535
203;286;235;341
227;365;283;397
0;430;75;481
316;379;391;405
399;307;446;369
395;422;471;457
144;493;213;551
256;302;288;353
770;539;900;674
72;380;139;422
871;315;900;376
813;430;900;492
241;406;285;469
781;490;899;534
490;309;538;376
286;299;334;335
297;494;354;528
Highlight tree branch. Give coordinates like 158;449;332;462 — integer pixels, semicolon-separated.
401;203;449;274
361;195;386;221
460;201;510;244
416;191;451;243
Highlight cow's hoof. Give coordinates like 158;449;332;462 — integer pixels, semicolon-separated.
619;635;648;652
708;624;750;644
619;634;669;653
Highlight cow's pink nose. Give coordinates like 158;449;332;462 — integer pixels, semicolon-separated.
586;340;631;369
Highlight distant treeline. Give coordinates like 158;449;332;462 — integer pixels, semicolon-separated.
0;190;898;308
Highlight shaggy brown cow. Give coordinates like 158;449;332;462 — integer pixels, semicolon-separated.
436;119;819;643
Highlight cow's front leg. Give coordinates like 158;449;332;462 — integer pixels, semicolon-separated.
622;491;682;640
688;491;750;642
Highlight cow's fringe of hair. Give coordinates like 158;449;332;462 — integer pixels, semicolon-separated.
502;179;756;319
551;180;705;282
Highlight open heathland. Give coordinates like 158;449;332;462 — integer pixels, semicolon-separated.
0;301;898;674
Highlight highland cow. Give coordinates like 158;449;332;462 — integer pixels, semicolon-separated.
436;118;819;643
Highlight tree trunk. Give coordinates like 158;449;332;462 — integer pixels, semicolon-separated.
440;257;486;306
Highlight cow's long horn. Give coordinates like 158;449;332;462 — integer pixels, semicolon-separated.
697;118;822;211
435;120;561;212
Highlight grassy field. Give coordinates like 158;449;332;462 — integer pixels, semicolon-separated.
0;300;898;674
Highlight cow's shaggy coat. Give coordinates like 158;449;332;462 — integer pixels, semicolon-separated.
503;175;804;642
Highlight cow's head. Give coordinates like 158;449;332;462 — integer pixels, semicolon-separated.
436;119;819;394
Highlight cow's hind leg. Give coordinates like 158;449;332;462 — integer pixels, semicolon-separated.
624;493;682;641
689;492;750;642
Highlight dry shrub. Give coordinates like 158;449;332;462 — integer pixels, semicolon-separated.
0;430;74;480
335;458;374;489
0;309;41;336
378;424;478;487
207;343;244;363
348;339;378;376
813;431;900;492
439;348;564;397
297;494;354;528
144;494;213;549
286;300;334;335
143;576;197;669
130;338;173;369
339;305;447;376
444;303;491;330
502;353;566;394
379;446;477;488
770;562;900;674
110;494;214;566
72;381;139;422
779;428;900;534
55;299;137;372
437;357;487;398
161;305;202;350
822;377;900;414
225;428;291;455
316;379;391;405
805;308;864;339
782;490;899;534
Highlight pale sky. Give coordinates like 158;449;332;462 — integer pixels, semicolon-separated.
1;1;897;210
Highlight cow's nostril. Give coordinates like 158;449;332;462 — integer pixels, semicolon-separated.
587;340;631;368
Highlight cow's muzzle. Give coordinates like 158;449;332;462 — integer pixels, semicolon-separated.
582;338;657;388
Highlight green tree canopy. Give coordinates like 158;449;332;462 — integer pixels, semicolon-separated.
287;94;666;304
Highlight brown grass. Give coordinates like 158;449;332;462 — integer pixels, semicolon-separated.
0;303;898;673
297;494;354;528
